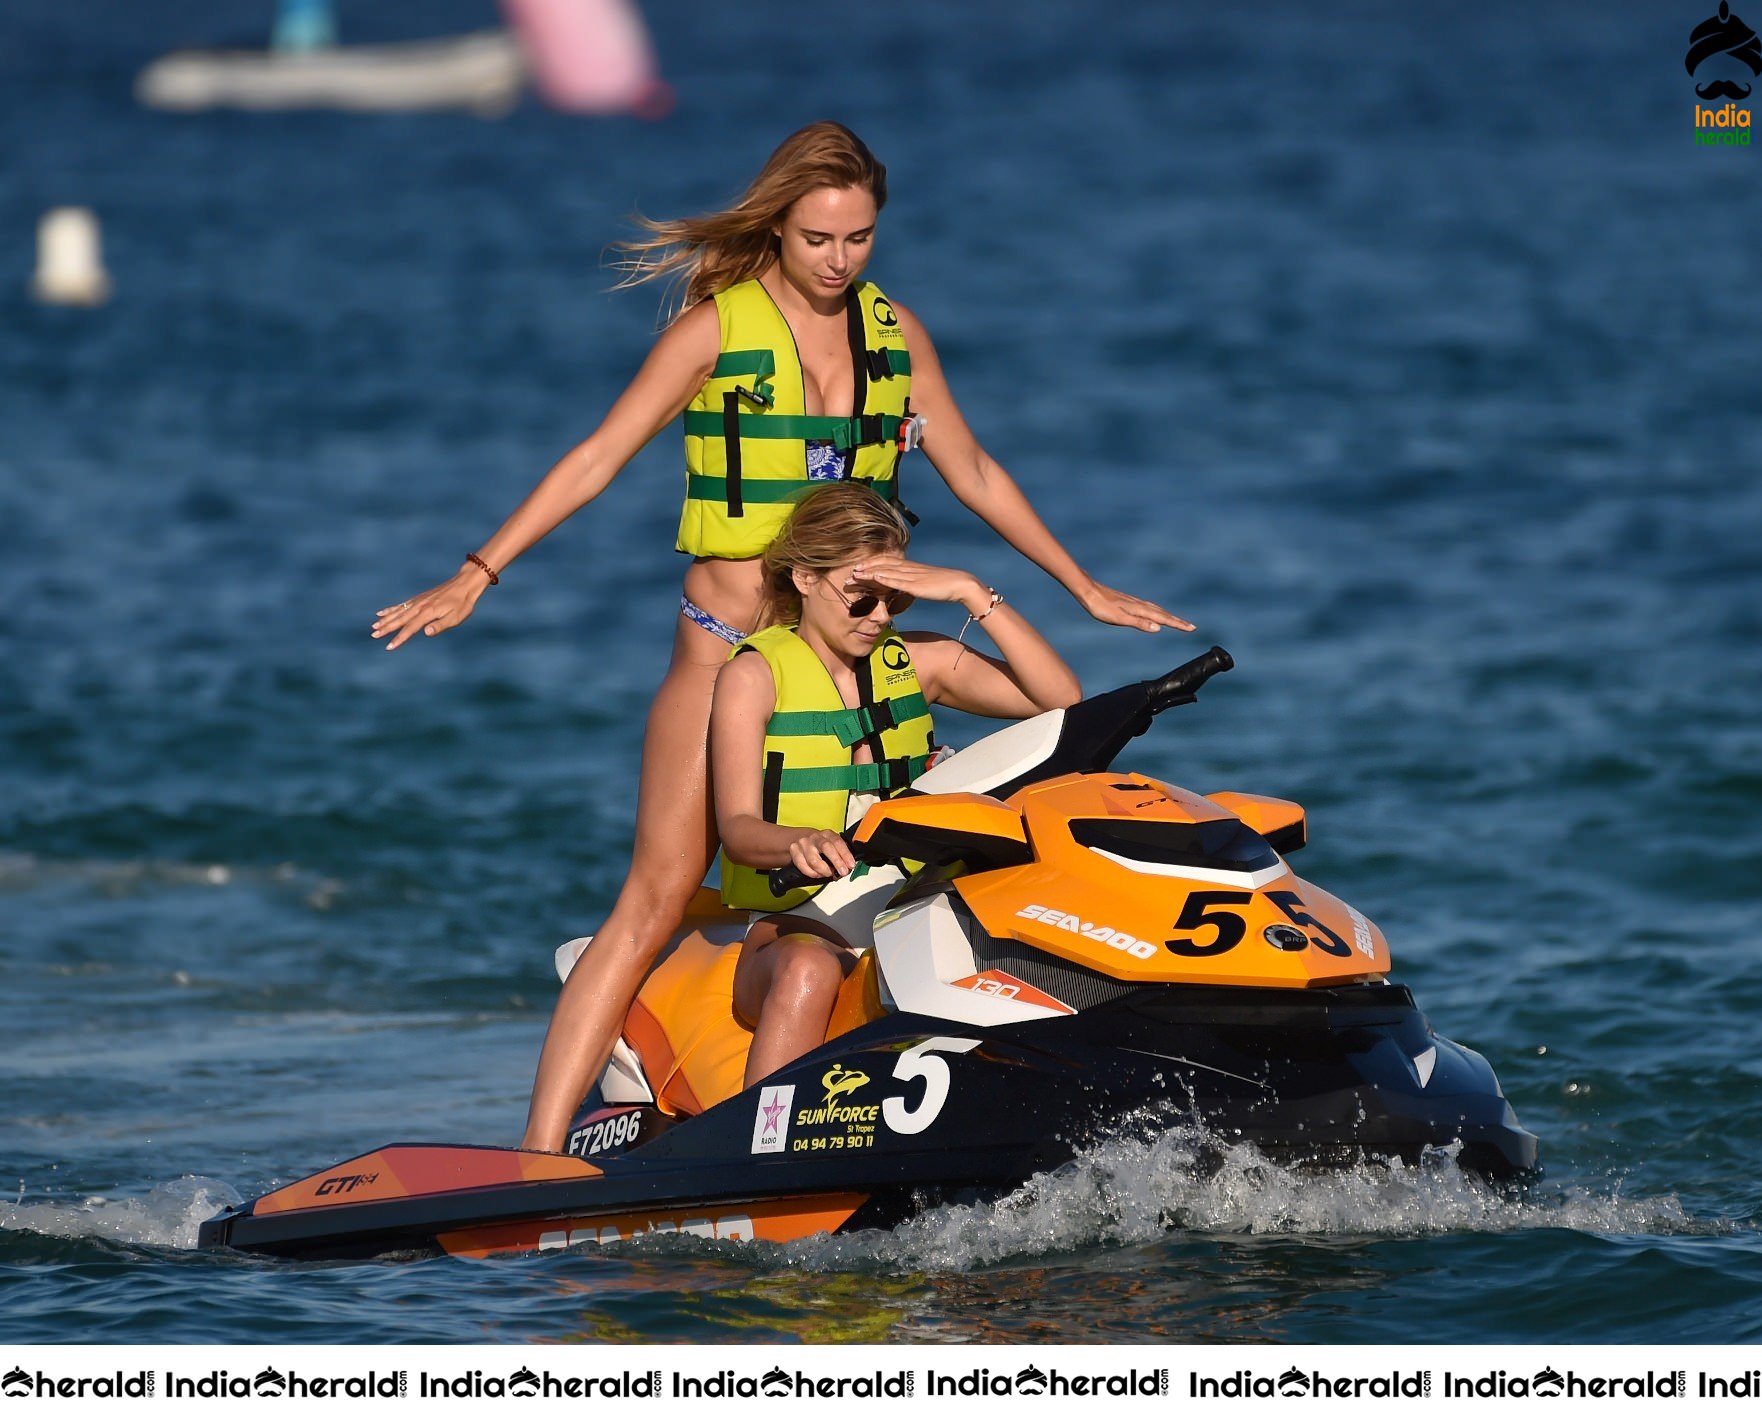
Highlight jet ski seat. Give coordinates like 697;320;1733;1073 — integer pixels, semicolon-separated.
620;889;753;1117
613;887;889;1118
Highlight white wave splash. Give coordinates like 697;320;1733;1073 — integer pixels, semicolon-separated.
781;1126;1708;1273
12;1129;1704;1268
0;1177;242;1251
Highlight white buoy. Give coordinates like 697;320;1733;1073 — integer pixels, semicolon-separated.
32;207;111;307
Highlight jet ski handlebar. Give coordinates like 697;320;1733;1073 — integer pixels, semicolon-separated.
762;646;1234;900
1148;644;1233;713
765;830;871;900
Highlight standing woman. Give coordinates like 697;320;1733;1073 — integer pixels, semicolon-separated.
370;121;1193;1152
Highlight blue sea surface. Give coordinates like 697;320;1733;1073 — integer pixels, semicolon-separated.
3;0;1760;1344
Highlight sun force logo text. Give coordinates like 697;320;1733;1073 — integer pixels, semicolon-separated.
795;1064;879;1129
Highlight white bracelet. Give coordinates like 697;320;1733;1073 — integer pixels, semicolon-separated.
957;588;1003;643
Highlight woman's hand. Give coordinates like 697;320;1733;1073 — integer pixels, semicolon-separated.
846;555;987;613
371;564;493;650
787;829;856;881
1077;581;1194;634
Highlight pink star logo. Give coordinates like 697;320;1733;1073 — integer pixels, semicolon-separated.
761;1094;787;1133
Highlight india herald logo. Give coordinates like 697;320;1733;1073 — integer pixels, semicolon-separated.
1688;1;1761;100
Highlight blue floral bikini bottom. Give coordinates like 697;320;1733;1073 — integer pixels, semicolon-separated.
806;440;850;482
679;595;745;646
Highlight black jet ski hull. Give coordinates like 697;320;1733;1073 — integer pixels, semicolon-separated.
198;982;1535;1261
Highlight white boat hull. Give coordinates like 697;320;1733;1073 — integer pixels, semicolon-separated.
136;31;525;116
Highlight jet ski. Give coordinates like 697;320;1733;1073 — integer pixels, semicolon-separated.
198;648;1537;1260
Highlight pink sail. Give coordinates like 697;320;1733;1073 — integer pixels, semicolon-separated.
500;0;672;117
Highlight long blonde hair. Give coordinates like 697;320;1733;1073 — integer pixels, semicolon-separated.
754;483;911;633
612;121;888;320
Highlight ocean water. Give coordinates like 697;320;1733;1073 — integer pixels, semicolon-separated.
3;0;1760;1345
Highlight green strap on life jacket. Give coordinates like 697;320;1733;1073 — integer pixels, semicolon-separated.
869;348;911;378
709;348;905;381
710;349;778;381
765;692;932;748
685;474;896;506
775;753;936;796
682;409;908;450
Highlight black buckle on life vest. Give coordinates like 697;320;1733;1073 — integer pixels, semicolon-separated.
865;349;894;381
863;698;898;735
881;755;913;790
735;383;773;409
856;413;885;447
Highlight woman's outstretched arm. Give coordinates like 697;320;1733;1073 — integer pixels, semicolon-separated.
894;302;1194;636
851;557;1081;716
371;301;720;650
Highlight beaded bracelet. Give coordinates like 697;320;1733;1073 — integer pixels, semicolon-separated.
957;588;1003;643
466;552;501;586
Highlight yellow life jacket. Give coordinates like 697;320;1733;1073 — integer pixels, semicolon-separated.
720;624;936;912
678;277;913;560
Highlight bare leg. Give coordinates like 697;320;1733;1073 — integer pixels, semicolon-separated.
734;924;854;1088
520;614;729;1152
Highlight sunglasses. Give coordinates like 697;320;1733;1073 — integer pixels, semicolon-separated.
831;581;915;618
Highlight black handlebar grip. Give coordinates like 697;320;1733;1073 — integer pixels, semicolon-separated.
765;861;814;898
1149;645;1234;713
766;823;872;897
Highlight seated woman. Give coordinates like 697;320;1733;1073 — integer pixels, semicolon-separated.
710;482;1081;1086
